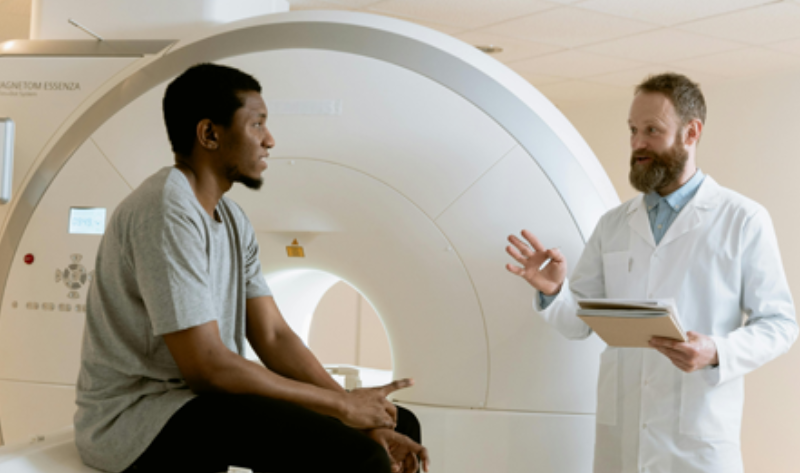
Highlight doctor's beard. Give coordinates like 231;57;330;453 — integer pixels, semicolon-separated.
628;139;688;194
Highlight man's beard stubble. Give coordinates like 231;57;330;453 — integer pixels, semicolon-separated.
227;163;264;190
628;140;688;194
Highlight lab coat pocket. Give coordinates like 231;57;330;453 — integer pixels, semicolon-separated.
596;348;618;426
602;251;630;299
679;371;743;439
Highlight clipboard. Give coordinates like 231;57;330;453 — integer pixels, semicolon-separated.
577;298;687;348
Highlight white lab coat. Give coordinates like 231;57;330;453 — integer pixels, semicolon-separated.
536;176;797;473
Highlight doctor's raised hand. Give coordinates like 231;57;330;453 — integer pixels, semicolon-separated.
505;229;566;296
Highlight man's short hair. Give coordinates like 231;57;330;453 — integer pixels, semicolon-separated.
635;73;706;125
163;63;262;157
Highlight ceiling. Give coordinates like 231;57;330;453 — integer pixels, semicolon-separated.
2;0;800;105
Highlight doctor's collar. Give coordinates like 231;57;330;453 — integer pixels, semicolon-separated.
645;169;706;212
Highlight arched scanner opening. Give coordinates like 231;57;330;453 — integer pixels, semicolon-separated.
256;269;393;390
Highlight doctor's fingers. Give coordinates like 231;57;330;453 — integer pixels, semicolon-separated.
652;344;690;363
508;234;535;257
506;262;526;277
654;346;702;372
506;245;535;266
506;244;524;262
546;247;565;264
520;230;548;253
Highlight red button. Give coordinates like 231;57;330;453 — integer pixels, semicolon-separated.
23;254;34;265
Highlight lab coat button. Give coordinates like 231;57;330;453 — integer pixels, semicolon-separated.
642;423;647;430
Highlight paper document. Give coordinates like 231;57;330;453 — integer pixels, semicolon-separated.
577;298;687;348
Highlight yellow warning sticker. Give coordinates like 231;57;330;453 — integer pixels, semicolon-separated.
286;239;305;258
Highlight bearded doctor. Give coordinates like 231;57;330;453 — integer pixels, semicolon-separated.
506;72;797;473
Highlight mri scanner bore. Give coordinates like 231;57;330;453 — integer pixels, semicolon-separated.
0;10;621;473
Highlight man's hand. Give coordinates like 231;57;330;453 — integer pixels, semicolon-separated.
339;379;413;430
367;428;430;473
649;331;719;372
505;230;566;296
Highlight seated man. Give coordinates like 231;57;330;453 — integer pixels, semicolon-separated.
75;63;429;473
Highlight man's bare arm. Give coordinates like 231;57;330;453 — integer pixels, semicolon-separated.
244;296;430;470
245;296;344;393
162;317;408;430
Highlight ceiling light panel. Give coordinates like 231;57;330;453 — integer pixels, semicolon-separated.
367;0;559;29
672;47;800;77
482;6;656;48
678;2;800;45
455;32;562;63
575;0;777;26
511;50;646;78
581;29;744;63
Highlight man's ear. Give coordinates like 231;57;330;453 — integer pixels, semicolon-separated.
196;119;219;151
684;119;703;146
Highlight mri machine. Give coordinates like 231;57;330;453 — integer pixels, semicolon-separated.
0;3;619;472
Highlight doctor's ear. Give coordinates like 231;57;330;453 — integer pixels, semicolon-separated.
683;119;703;146
196;119;220;151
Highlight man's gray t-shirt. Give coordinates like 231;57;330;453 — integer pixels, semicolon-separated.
75;167;272;472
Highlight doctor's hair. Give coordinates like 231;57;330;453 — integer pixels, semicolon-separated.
635;73;706;126
163;63;262;157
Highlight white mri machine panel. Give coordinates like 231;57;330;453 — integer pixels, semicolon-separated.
0;11;619;471
0;139;132;446
0;139;131;385
0;58;136;234
436;145;605;412
0;383;76;451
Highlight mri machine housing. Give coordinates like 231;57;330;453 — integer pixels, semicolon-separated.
0;8;617;472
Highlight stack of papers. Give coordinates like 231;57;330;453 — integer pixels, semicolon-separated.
577;299;687;348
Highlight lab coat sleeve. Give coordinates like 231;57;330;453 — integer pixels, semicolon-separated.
533;214;608;340
711;208;798;386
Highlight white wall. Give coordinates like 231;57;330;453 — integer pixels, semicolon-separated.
556;65;800;473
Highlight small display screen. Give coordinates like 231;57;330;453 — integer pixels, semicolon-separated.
69;207;106;235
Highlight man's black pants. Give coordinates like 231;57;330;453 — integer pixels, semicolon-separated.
123;393;422;473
